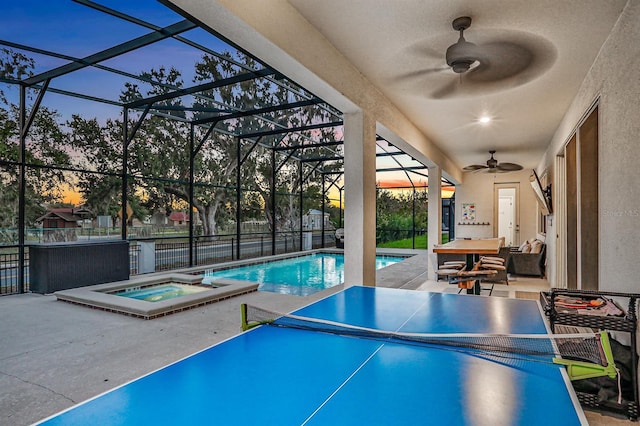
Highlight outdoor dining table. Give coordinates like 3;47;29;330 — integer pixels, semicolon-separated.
433;238;502;294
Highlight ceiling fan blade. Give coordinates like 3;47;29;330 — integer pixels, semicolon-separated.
396;67;449;82
469;41;534;83
463;164;488;172
430;78;460;99
496;162;523;171
406;42;443;60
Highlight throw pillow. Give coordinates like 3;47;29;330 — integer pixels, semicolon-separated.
531;240;543;254
521;243;532;253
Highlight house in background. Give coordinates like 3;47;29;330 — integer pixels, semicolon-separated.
169;211;189;226
36;207;94;242
302;209;330;230
144;211;201;228
37;208;93;229
146;211;169;226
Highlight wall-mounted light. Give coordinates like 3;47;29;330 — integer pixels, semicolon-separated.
479;116;491;124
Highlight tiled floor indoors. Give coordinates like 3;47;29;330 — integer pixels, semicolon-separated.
0;257;635;425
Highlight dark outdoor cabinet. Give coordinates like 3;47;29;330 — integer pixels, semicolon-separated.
29;240;130;294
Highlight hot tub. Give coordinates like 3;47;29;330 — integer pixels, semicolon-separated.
54;273;258;319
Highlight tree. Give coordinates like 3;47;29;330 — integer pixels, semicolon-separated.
0;48;34;104
124;53;337;236
67;115;120;221
376;187;428;244
247;120;342;233
119;64;238;236
69;114;148;227
2;45;342;245
0;49;71;236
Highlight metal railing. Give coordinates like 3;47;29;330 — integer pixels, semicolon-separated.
0;247;29;295
0;230;337;295
128;230;336;275
129;244;140;275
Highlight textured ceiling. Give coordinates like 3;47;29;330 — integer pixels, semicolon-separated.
288;0;627;171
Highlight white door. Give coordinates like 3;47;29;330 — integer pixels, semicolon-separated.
494;184;519;246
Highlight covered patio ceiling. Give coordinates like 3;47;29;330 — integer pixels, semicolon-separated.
0;0;453;190
165;0;627;176
284;0;627;172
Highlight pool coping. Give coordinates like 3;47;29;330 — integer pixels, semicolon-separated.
54;273;259;319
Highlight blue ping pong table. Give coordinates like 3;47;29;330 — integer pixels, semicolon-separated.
39;286;586;425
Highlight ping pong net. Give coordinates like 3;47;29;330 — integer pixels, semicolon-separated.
241;303;617;380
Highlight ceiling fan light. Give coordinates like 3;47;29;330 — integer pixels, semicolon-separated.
446;39;478;73
451;62;470;73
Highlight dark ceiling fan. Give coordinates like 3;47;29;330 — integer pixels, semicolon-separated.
445;16;478;74
396;16;555;98
463;151;523;173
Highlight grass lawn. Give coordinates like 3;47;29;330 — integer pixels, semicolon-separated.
377;233;449;249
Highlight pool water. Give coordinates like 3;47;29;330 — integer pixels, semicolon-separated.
112;283;207;302
202;253;405;296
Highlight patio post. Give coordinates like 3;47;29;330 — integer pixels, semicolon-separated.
412;186;416;249
343;110;377;287
339;188;343;228
17;85;26;293
428;166;442;280
188;123;195;266
236;137;242;260
299;161;303;250
121;108;128;241
271;148;276;255
321;175;326;248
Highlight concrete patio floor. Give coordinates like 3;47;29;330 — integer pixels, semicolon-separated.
0;252;631;425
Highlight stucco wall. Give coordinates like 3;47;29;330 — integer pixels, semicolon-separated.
454;169;540;244
540;0;640;292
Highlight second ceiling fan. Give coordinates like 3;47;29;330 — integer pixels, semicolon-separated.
463;151;523;173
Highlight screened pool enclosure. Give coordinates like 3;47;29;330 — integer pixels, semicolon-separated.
0;0;452;294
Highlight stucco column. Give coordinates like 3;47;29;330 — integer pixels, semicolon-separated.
428;165;442;280
343;111;377;286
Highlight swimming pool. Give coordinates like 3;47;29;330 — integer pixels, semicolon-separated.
202;253;406;296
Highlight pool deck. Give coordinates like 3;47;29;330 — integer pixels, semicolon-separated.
0;249;424;425
374;249;430;289
0;250;620;426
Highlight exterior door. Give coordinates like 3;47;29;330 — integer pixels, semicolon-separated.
494;184;519;246
566;134;578;289
565;105;598;290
